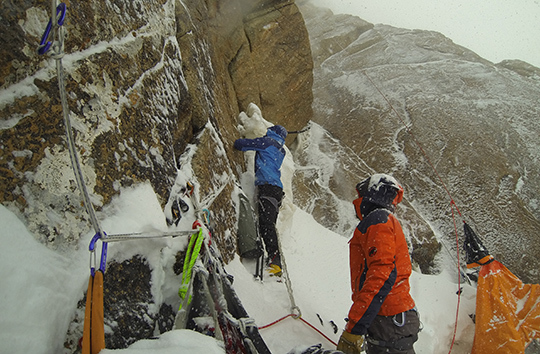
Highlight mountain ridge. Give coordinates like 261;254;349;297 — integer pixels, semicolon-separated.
298;1;540;283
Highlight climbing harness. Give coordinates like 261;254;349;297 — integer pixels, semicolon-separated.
365;335;418;352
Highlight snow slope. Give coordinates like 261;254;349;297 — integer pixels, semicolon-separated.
0;114;478;353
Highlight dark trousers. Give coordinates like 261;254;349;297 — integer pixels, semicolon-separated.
257;184;284;267
366;309;420;354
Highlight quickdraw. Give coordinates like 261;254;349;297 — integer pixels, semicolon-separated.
82;232;108;354
38;2;67;55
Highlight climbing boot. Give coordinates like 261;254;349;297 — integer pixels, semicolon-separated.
267;264;282;277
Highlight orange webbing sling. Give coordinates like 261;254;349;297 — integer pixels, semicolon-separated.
82;233;107;354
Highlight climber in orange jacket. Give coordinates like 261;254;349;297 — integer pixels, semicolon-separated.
337;174;420;354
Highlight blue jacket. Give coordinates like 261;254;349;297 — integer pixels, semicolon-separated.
234;126;287;188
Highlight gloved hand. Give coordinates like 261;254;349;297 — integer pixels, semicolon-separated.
336;330;364;354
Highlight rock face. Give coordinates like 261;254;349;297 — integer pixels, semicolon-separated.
0;0;312;251
298;2;540;283
1;0;312;350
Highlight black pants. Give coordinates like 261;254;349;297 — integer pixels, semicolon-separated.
257;184;284;267
366;309;420;354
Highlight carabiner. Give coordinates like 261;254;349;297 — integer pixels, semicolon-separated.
38;3;67;55
89;231;108;275
290;305;302;319
392;311;406;327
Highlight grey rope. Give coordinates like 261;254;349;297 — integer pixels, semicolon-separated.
102;230;196;243
57;59;104;238
46;0;105;239
276;229;301;318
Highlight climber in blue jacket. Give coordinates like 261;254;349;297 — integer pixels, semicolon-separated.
234;125;287;276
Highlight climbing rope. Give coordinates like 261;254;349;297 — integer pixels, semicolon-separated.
258;313;338;347
276;230;301;319
101;230;195;243
39;1;105;241
298;317;338;347
362;70;464;353
447;203;462;354
255;230;341;348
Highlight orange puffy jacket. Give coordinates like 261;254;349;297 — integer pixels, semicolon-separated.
345;196;415;335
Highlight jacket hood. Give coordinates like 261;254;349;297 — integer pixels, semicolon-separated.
266;125;287;145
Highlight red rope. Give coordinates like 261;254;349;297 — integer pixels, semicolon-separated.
299;317;338;347
447;203;462;354
362;70;464;353
258;314;294;330
259;314;338;347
